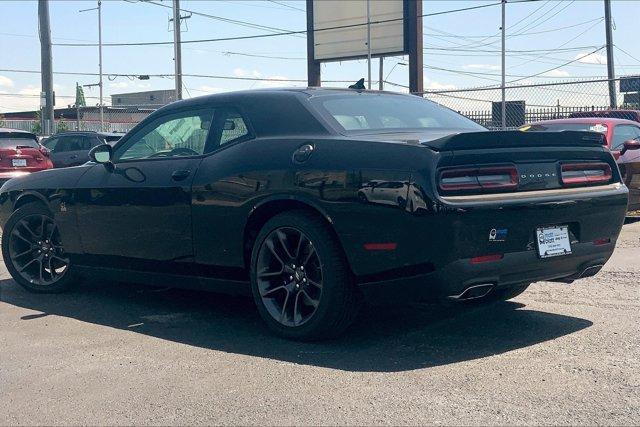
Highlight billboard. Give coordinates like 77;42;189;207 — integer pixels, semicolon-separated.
312;0;406;61
620;76;640;93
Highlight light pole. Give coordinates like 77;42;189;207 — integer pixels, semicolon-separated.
501;0;506;130
172;0;183;100
366;0;371;90
79;1;103;131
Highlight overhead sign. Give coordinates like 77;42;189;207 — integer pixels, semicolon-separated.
619;76;640;93
312;0;406;61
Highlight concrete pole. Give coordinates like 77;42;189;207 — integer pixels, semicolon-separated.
173;0;183;100
501;0;506;130
366;0;371;90
379;57;384;91
604;0;617;109
38;0;54;135
98;0;104;130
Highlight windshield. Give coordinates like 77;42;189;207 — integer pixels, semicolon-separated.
311;93;484;134
0;137;39;149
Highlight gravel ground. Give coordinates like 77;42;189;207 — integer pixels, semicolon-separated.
0;220;638;426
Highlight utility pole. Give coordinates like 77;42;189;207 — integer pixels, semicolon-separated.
98;0;103;130
38;0;54;135
366;0;372;90
79;1;103;131
604;0;616;109
501;0;506;130
173;0;183;100
379;57;383;90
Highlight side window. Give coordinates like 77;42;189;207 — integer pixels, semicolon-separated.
42;136;59;151
219;112;249;146
116;108;214;161
80;136;94;150
53;136;72;153
612;125;640;150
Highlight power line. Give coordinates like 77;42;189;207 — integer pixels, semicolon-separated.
506;46;607;84
0;68;354;83
53;2;505;47
266;0;305;13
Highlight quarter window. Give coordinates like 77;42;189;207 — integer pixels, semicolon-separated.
219;111;249;145
612;125;640;151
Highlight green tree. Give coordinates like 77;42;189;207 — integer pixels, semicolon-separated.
31;110;41;134
0;114;5;128
56;116;68;133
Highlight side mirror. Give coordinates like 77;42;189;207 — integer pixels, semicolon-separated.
89;144;114;171
621;139;640;155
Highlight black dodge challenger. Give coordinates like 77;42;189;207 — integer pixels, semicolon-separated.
0;88;628;339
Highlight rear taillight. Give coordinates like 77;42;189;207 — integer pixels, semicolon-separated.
439;166;518;194
560;163;612;187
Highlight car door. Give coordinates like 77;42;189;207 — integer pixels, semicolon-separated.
74;106;216;262
613;124;640;210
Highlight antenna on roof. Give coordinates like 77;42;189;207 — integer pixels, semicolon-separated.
348;78;366;90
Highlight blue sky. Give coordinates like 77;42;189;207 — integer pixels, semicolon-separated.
1;0;639;112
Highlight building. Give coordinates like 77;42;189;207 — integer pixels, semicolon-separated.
111;90;175;108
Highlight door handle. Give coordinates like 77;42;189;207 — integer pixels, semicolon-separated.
292;143;315;163
69;155;78;159
171;169;191;181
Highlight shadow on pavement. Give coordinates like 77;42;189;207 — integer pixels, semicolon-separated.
0;278;592;372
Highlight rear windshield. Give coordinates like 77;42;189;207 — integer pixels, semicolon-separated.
0;136;39;149
311;93;484;133
521;123;607;133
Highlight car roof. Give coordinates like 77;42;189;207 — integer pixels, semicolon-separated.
529;117;640;126
0;128;38;139
49;131;123;137
0;127;36;134
162;87;411;109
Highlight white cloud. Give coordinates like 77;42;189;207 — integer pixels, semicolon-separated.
233;68;247;77
197;85;225;94
425;80;457;90
257;75;292;88
542;69;571;78
575;52;607;64
464;64;501;71
0;75;14;88
19;85;41;96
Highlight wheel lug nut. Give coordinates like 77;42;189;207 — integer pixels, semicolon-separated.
292;264;296;269
289;275;293;280
301;266;304;271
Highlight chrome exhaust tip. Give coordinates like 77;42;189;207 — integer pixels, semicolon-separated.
449;283;495;301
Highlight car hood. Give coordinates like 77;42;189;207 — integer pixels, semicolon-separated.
0;163;92;193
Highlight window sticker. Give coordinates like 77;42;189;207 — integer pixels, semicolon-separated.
589;124;608;133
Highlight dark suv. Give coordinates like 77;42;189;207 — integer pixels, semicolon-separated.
41;131;122;168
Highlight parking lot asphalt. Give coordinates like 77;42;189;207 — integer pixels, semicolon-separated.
0;220;638;426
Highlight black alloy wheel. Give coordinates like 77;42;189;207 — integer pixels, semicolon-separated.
256;226;323;327
250;210;359;340
2;203;76;293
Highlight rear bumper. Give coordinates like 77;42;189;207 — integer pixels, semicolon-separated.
357;240;614;303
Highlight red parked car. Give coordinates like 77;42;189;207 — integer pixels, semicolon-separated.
569;109;640;123
0;128;53;186
522;118;640;213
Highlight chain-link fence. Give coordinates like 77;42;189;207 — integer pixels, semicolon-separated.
423;78;640;130
2;78;639;136
1;106;158;136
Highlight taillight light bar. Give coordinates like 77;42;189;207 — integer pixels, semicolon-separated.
439;166;518;194
560;162;612;187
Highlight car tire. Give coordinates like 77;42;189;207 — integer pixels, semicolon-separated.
2;202;78;293
250;210;360;340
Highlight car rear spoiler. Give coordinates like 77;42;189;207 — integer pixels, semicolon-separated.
422;130;606;151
